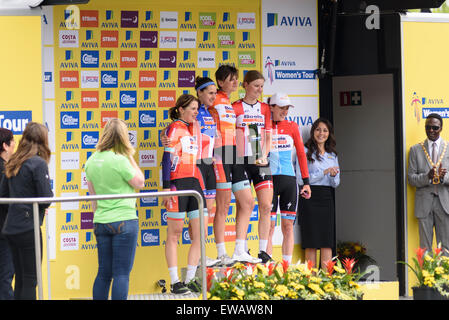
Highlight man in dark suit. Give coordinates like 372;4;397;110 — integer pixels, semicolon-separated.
408;113;449;255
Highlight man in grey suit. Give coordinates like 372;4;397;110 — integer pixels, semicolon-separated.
408;113;449;255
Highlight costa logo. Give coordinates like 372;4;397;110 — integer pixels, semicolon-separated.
158;90;176;108
101;111;118;128
60;70;79;88
101;30;119;47
139;71;157;87
120;51;138;68
139;150;157;167
59;30;79;47
80;10;98;27
81;91;99;108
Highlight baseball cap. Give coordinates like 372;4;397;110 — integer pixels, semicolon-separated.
269;93;294;107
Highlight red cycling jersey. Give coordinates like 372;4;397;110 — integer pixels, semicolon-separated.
233;99;272;158
208;90;236;149
162;120;201;187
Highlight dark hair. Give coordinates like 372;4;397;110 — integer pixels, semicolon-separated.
5;122;51;177
0;128;13;153
194;76;215;92
426;113;443;127
215;64;238;89
243;70;264;84
168;94;199;120
305;118;337;163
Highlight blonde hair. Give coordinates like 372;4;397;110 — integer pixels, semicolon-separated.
5;122;51;178
96;118;134;157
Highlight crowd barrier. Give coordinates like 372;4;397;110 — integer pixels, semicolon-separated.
0;190;207;300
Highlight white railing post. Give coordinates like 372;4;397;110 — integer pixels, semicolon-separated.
191;191;207;300
32;201;43;300
0;190;208;300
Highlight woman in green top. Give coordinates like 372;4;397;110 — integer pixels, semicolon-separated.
85;118;144;300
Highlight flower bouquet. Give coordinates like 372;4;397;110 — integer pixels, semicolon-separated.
399;245;449;299
337;241;376;275
206;258;364;300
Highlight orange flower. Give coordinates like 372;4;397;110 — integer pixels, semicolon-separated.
416;247;426;268
206;267;215;291
281;260;289;273
307;260;314;270
268;262;276;276
325;260;337;276
342;257;357;274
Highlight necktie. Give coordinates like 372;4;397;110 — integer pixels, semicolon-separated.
432;142;438;164
433;142;439;194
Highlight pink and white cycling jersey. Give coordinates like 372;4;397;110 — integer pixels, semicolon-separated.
233;99;272;158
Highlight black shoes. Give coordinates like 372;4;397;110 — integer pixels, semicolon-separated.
258;250;273;263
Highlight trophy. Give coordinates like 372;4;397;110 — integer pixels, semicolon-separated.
248;123;264;165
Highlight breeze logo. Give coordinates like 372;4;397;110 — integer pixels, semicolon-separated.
60;111;80;129
0;111;32;134
267;13;312;28
81;131;99;149
139;110;156;127
182;227;191;245
140;190;158;206
120;91;137;108
101;70;118;88
81;50;99;68
141;229;159;246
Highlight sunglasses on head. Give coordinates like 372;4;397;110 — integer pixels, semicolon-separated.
425;125;441;131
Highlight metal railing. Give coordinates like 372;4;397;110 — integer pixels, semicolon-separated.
0;190;207;300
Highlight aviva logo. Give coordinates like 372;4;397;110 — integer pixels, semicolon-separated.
267;13;312;28
267;13;278;27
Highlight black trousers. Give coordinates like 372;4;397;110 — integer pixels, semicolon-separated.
5;228;42;300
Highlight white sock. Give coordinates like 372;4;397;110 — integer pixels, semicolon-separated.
185;265;198;283
244;240;249;252
259;239;268;253
168;266;179;284
283;255;292;263
217;242;226;257
234;239;246;255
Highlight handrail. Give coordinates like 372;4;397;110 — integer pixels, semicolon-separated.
0;190;207;300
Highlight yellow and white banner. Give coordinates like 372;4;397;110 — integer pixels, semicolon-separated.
402;13;449;294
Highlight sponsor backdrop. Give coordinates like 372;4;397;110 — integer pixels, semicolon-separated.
39;0;318;298
261;0;318;248
402;16;449;294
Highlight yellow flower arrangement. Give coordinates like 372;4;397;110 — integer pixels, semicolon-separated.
207;258;364;300
399;244;449;297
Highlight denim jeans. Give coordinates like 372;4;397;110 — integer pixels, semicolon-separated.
92;219;138;300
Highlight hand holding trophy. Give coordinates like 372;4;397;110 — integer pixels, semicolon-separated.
248;123;267;166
